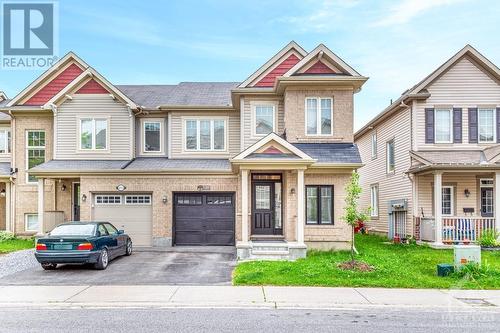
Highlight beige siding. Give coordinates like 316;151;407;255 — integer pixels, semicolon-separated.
55;94;132;160
241;96;285;149
169;110;240;158
357;107;413;235
415;56;500;150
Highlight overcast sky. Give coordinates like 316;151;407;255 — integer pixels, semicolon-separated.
1;0;499;130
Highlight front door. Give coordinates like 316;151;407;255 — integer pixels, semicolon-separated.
481;188;494;217
251;176;283;235
73;183;80;221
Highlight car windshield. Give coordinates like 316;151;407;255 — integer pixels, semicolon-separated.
50;224;95;236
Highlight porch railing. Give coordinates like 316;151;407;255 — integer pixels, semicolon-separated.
442;217;495;243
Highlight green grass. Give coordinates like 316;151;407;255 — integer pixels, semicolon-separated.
234;234;500;289
0;238;35;254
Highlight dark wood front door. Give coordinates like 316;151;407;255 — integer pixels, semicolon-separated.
73;183;80;221
252;182;274;235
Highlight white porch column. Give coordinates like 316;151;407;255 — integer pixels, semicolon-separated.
495;171;500;235
5;182;11;232
433;171;443;245
241;169;249;243
296;169;305;244
37;178;45;235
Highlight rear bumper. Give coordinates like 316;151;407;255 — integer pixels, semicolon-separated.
35;251;101;264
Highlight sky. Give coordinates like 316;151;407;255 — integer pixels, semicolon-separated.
1;0;499;130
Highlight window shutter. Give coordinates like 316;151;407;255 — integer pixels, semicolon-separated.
453;108;462;143
425;108;434;144
468;108;478;143
497;108;500;143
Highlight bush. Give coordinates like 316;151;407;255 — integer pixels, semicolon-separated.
478;229;499;247
452;262;489;281
0;231;16;242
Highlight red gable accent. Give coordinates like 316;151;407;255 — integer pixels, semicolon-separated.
254;54;300;87
262;146;283;154
76;79;108;94
303;60;336;74
23;63;84;105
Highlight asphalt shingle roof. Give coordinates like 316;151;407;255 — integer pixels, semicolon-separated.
29;160;130;172
117;82;239;108
126;158;231;171
292;143;362;164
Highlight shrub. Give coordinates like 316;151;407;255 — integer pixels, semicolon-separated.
452;262;489;281
0;231;16;242
478;229;499;247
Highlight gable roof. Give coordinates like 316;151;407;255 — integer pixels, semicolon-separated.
355;44;500;139
0;91;6;101
238;41;307;88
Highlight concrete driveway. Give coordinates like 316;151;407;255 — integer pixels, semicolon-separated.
0;247;236;286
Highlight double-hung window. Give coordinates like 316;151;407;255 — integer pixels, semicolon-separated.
143;120;162;153
478;108;495;143
370;184;379;217
0;129;11;154
253;104;275;136
386;139;395;173
185;118;226;151
434;109;452;143
306;97;333;136
371;131;377;159
26;130;45;183
80;118;108;150
306;185;333;225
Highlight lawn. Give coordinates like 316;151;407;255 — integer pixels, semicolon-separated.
0;238;34;254
234;234;500;289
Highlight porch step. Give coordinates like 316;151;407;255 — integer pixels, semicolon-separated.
247;241;291;260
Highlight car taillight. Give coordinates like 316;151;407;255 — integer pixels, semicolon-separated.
76;243;93;251
36;243;47;251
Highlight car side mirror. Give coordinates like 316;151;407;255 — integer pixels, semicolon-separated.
117;230;124;235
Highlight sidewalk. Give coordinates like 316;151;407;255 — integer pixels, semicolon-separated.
0;285;499;309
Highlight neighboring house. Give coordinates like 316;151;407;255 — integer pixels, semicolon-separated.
355;45;500;245
0;92;11;232
0;41;367;259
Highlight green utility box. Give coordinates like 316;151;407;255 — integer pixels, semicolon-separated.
437;263;454;277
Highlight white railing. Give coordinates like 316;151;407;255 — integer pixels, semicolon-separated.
442;217;496;243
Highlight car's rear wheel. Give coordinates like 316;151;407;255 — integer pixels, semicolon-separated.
125;240;132;256
41;263;57;270
94;249;109;270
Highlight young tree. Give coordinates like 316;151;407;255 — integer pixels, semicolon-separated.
342;171;368;263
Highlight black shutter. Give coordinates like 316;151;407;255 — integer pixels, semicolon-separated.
497;108;500;143
453;108;462;143
468;108;478;143
425;108;434;144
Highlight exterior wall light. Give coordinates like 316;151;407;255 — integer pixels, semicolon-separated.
290;188;296;195
61;184;66;192
0;189;5;197
82;194;87;202
464;189;470;198
162;195;168;204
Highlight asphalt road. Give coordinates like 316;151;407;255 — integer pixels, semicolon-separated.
0;307;498;333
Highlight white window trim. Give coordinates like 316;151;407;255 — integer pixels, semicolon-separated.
24;213;38;232
251;102;277;138
95;195;122;205
77;117;110;152
182;116;228;153
0;128;11;155
434;108;453;144
141;118;164;155
480;178;494;188
125;194;152;205
442;185;454;216
478;108;496;143
371;130;377;159
370;184;379;217
386;139;395;174
305;97;333;136
26;130;46;184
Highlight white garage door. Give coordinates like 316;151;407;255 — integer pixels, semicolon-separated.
92;194;153;247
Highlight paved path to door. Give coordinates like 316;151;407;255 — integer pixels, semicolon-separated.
0;247;236;286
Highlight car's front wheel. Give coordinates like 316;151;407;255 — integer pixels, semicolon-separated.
41;263;57;270
125;240;132;256
94;249;109;270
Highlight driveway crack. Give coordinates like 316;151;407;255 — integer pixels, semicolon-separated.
354;288;372;304
168;286;180;302
64;285;91;303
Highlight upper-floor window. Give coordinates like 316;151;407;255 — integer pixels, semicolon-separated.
434;108;452;143
478;108;495;143
185;118;226;151
386;139;395;173
371;130;377;159
253;104;275;136
26;130;45;183
142;120;162;153
80;118;108;150
306;97;332;136
0;129;11;154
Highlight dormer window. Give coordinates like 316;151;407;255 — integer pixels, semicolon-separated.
478;108;495;143
305;97;332;136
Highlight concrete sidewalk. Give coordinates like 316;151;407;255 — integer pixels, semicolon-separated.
0;285;499;309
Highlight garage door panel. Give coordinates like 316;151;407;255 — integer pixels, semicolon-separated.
175;231;204;245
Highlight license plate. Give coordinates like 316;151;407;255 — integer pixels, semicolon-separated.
53;244;73;250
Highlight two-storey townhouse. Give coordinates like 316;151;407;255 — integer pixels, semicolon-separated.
0;41;367;259
355;45;500;246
